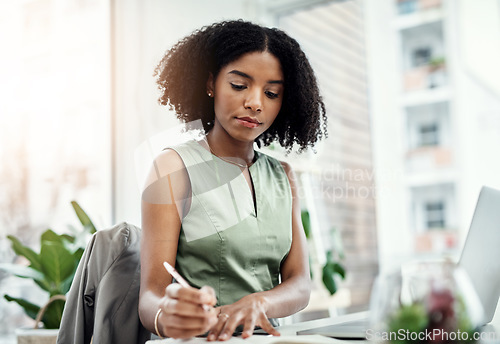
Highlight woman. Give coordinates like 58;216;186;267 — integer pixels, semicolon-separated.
139;20;327;341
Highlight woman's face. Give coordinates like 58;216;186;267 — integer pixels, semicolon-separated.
208;51;284;143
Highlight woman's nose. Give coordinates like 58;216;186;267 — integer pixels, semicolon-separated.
244;90;262;112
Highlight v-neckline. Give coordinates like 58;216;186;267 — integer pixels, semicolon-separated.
247;165;258;217
196;139;260;218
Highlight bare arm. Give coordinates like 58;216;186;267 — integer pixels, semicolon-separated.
139;149;217;339
208;161;311;341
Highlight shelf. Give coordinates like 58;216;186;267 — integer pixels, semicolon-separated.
394;7;444;30
401;86;451;107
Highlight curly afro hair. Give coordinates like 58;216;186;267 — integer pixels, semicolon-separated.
154;20;327;152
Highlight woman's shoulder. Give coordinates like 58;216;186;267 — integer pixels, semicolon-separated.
161;139;203;161
155;147;186;173
147;140;202;183
163;138;199;153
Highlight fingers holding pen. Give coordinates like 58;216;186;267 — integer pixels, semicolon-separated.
156;306;216;339
200;285;217;308
162;261;216;308
166;283;217;309
161;298;213;318
157;284;218;338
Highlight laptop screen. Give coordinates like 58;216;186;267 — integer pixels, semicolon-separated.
459;186;500;324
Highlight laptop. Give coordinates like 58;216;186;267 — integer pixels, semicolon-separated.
297;186;500;339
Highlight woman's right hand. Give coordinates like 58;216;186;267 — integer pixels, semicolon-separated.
156;283;218;339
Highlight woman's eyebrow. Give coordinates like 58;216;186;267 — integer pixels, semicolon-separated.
228;70;284;84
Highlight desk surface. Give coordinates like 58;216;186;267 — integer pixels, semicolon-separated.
149;286;500;343
148;309;500;343
148;311;368;343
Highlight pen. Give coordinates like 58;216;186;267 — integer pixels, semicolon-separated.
163;261;211;311
163;261;190;288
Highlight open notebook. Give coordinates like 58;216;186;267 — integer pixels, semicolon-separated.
151;335;340;344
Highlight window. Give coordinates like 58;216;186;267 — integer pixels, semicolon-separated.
0;1;110;337
406;102;449;151
425;201;446;229
397;0;418;15
412;47;432;67
419;122;439;146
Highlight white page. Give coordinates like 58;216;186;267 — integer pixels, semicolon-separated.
151;334;343;343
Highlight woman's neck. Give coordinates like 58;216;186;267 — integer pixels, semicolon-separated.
206;128;255;166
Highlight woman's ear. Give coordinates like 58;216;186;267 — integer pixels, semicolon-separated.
206;73;214;97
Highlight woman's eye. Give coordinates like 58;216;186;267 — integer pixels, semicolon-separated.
230;83;246;90
265;91;279;99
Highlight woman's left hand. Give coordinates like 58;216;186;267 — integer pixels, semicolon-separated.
207;294;281;341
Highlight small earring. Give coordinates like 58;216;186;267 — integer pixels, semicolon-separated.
207;91;213;97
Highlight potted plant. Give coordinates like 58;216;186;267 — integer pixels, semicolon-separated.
370;262;482;343
301;210;346;295
427;56;446;88
0;201;97;343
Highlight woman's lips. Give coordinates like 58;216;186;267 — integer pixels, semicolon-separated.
235;117;261;128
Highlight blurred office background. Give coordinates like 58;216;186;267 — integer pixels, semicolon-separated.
1;0;499;341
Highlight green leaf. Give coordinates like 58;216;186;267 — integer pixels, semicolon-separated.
322;250;347;295
40;299;65;329
4;295;66;329
71;201;96;234
388;303;428;334
0;263;45;280
308;256;313;279
332;262;346;279
69;230;92;252
73;247;84;262
33;278;53;294
44;230;79;255
301;210;311;239
4;294;40;320
60;234;75;244
41;229;64;244
322;264;338;295
60;251;83;295
60;273;75;295
6;236;42;272
330;227;345;259
324;250;346;279
4;201;95;329
40;241;75;289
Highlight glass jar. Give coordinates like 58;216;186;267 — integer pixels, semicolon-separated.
368;261;484;343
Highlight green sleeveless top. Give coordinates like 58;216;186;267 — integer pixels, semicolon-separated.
169;139;292;307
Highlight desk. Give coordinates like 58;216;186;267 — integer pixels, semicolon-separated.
147;311;368;343
148;309;500;343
